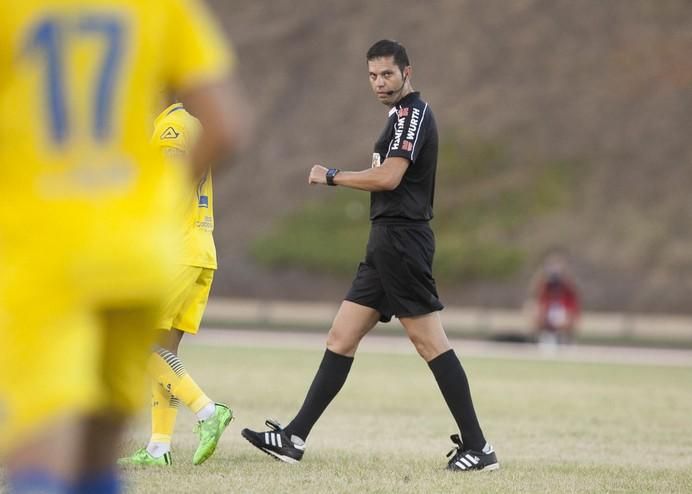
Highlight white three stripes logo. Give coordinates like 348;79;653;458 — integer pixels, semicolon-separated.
264;432;282;448
455;454;480;470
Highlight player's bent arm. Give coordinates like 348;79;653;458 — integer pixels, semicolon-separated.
310;157;409;192
180;76;253;179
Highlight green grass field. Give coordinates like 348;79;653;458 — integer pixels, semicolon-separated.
119;340;692;493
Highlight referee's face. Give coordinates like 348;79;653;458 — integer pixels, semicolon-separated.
368;57;409;106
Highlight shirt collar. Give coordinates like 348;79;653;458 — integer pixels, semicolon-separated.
387;91;420;116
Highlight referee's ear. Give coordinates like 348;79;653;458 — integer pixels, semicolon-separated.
403;66;412;81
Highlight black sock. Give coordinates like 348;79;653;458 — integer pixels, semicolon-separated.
284;349;354;441
428;349;486;451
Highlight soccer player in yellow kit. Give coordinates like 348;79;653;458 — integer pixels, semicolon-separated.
118;103;230;467
0;1;249;492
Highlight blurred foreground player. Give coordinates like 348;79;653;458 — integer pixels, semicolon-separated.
0;0;248;492
242;40;498;473
118;103;233;467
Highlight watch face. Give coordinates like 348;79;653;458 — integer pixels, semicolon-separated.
372;153;382;168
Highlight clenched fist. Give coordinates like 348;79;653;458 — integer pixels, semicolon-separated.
308;164;328;185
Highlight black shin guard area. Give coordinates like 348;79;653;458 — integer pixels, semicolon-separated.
428;349;486;450
284;349;354;441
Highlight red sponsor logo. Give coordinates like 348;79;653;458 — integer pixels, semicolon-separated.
402;140;413;151
397;107;410;118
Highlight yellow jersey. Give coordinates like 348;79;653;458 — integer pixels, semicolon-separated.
152;103;217;269
0;0;232;299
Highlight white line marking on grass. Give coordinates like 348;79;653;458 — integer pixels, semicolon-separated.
194;328;692;368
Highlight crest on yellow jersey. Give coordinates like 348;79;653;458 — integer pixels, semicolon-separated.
161;126;180;139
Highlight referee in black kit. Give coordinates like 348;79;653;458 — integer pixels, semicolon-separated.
242;39;499;472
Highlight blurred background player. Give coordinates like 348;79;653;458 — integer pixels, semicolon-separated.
0;1;249;493
118;103;232;467
527;251;581;346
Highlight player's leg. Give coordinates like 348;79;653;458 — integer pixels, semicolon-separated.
399;312;484;446
285;300;380;436
3;419;85;494
129;328;185;465
241;300;381;463
157;268;219;422
242;236;389;463
121;340;223;467
82;305;160;488
160;325;185;354
399;313;498;471
377;224;498;471
119;264;195;462
0;275;101;493
399;311;452;360
76;413;129;492
147;344;232;465
148;344;216;423
117;328;186;466
150;268;232;465
119;267;230;465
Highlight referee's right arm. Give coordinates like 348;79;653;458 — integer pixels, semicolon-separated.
308;157;409;191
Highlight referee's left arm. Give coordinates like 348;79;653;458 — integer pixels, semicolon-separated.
308;157;409;191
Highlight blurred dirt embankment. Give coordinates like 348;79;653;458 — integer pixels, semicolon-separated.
207;0;692;313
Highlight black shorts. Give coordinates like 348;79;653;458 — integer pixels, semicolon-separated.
345;221;444;322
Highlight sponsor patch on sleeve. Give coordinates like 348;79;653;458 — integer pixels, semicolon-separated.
372;152;382;167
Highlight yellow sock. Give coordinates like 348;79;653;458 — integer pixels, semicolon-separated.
150;381;179;444
147;349;213;414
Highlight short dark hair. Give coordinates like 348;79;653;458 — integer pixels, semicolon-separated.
366;39;410;72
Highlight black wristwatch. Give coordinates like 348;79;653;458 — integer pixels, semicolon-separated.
326;168;340;186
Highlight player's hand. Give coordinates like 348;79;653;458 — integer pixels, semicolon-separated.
308;164;328;185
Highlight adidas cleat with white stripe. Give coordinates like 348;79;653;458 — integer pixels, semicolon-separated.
446;434;499;472
241;419;305;464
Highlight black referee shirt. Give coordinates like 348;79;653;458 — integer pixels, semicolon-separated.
370;91;438;222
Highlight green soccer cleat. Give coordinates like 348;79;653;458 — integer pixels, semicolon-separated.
192;403;234;465
117;447;172;467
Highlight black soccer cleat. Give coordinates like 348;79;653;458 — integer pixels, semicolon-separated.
241;419;305;464
445;434;500;472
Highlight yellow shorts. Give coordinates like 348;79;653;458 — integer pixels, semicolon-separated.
0;239;172;454
158;265;214;334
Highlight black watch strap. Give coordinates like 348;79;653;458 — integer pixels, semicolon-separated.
326;168;340;186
